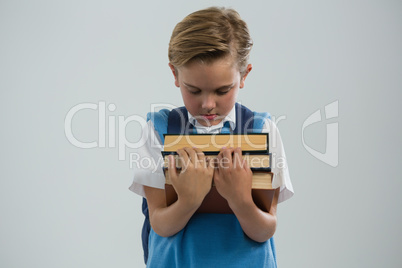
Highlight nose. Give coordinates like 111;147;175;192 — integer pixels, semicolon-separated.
201;94;216;110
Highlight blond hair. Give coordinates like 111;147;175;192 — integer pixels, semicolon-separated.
168;7;253;74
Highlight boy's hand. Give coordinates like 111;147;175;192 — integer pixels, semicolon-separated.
168;147;214;209
214;147;253;208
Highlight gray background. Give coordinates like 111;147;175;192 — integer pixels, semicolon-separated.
1;0;401;267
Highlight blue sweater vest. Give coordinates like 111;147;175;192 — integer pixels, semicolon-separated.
141;103;272;265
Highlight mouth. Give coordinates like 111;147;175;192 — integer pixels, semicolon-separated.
201;114;218;121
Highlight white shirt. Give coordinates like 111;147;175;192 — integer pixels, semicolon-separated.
129;106;294;203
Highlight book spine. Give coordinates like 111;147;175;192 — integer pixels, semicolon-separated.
162;153;271;170
162;167;272;172
163;133;269;137
163;133;269;153
161;150;270;156
164;171;273;189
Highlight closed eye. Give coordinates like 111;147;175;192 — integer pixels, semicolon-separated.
183;82;234;95
216;86;233;95
217;90;230;95
188;89;201;95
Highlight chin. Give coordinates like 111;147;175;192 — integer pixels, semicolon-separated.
199;119;222;127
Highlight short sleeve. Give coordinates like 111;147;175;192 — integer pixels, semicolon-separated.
128;120;165;197
261;119;294;203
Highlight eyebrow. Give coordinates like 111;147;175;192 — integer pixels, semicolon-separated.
183;82;234;91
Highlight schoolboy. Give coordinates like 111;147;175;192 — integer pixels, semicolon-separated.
130;7;294;267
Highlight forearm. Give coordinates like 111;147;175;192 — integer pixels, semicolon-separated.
144;186;200;237
150;197;199;237
147;148;213;237
231;200;277;242
229;188;280;243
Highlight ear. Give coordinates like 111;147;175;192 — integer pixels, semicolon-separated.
168;63;180;87
239;64;252;89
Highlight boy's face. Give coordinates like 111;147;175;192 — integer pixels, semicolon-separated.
169;57;252;127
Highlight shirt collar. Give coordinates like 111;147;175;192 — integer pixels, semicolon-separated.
188;104;236;132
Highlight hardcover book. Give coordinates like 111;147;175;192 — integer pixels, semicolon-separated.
163;133;269;153
162;133;276;213
162;153;271;172
165;171;274;214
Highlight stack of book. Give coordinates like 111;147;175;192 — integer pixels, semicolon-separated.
162;133;275;213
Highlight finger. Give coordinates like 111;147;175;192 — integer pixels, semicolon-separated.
218;146;235;156
213;158;221;180
193;147;206;169
243;158;252;172
167;154;178;183
233;147;243;168
216;151;223;169
193;147;205;162
177;148;191;171
216;151;227;170
218;147;224;158
184;147;198;164
206;156;215;172
207;156;217;169
221;147;233;169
